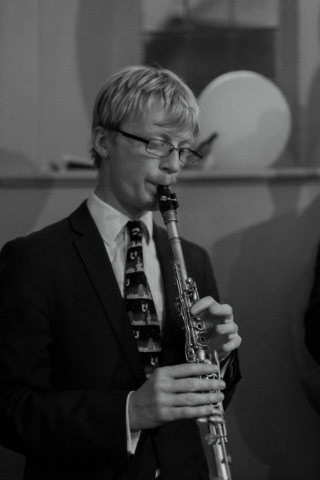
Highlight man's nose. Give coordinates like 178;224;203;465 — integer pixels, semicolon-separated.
160;148;182;174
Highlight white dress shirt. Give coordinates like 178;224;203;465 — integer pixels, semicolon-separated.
87;192;165;454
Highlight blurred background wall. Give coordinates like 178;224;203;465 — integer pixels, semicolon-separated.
1;1;320;479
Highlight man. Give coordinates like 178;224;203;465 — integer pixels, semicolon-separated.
0;66;241;480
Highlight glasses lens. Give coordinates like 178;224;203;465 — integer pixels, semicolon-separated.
146;139;169;157
181;149;202;165
146;139;202;165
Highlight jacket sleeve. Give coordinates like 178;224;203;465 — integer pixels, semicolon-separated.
0;238;130;467
305;243;320;365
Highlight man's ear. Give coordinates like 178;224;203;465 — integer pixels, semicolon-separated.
92;126;109;159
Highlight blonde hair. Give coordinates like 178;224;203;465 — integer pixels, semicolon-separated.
90;66;199;167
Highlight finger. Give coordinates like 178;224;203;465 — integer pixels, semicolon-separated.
216;322;238;335
160;362;219;379
172;391;224;408
190;296;216;316
207;302;233;318
171;404;223;421
190;298;233;319
174;377;226;393
220;335;242;353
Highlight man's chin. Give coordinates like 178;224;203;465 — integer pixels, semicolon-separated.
146;195;159;212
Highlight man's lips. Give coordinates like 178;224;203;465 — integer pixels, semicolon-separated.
149;177;177;188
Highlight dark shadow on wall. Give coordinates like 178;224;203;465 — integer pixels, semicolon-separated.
212;183;320;480
0;149;52;248
305;9;320;166
75;0;141;120
75;0;115;119
0;148;40;176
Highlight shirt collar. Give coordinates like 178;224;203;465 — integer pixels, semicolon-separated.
87;192;153;246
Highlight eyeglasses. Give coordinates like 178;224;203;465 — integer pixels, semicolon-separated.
110;128;202;165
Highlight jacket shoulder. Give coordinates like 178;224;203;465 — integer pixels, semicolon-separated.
3;201;91;248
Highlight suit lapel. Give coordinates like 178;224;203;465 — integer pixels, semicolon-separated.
70;202;144;384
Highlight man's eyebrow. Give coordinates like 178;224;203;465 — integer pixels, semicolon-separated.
152;128;191;146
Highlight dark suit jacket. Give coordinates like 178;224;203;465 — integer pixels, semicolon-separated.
0;201;240;480
305;242;320;365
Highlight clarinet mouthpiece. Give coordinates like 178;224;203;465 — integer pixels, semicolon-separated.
157;185;179;213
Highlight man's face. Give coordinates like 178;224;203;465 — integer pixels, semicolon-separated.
96;107;192;218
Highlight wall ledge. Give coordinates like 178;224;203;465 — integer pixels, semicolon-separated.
0;170;98;188
2;167;320;188
180;167;320;181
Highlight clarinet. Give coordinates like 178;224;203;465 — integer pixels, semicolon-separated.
157;185;232;480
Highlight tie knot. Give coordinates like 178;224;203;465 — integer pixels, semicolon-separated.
127;220;144;242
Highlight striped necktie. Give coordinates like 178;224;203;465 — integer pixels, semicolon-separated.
124;220;162;378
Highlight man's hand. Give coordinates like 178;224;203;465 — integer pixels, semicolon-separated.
190;297;241;361
129;362;225;431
